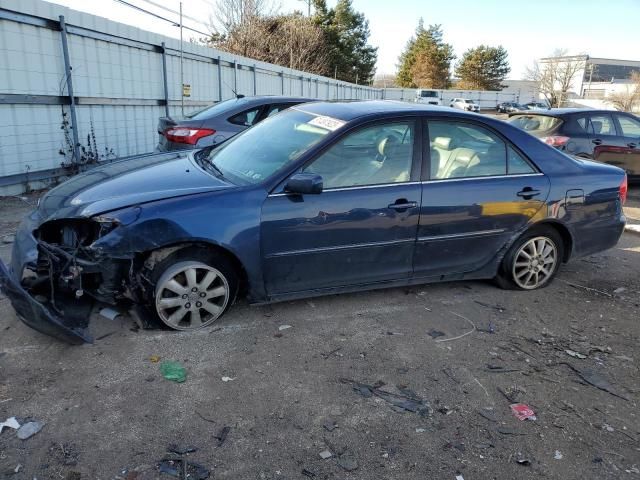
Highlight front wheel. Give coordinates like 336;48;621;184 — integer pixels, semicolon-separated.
150;249;238;330
496;227;564;290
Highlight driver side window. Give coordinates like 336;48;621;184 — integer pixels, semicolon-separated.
303;121;414;189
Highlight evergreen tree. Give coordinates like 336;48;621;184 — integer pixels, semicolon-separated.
455;45;510;90
312;0;377;83
396;21;454;89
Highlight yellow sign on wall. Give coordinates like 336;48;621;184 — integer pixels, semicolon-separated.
182;84;191;97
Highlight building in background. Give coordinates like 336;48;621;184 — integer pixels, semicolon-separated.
538;55;640;110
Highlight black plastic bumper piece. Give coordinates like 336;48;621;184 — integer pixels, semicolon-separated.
0;260;92;345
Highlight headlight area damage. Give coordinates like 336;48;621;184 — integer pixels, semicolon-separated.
0;215;146;344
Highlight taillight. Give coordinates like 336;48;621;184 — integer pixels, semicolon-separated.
164;127;215;145
541;135;570;147
620;175;628;205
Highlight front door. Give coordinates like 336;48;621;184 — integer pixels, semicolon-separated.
261;119;421;296
414;119;550;278
589;113;631;170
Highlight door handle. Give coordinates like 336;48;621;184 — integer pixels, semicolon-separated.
592;139;602;145
628;142;637;149
517;188;541;199
388;200;417;210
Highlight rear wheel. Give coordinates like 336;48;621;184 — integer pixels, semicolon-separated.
496;227;564;290
150;249;238;330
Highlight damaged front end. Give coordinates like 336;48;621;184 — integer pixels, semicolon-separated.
0;211;140;344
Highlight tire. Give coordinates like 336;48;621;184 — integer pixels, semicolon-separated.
495;226;564;290
148;247;238;330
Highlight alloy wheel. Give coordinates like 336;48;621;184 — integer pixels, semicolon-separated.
512;236;557;290
155;261;230;330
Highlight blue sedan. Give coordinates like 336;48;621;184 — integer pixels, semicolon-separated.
0;101;628;344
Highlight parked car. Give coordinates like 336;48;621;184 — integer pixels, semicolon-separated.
0;101;627;344
509;108;640;180
450;98;480;112
525;102;549;110
496;102;527;114
157;95;313;151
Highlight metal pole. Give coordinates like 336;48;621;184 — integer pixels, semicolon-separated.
281;71;285;94
161;42;169;117
217;56;223;101
253;64;257;95
58;15;80;165
300;76;304;96
233;60;238;95
179;2;184;116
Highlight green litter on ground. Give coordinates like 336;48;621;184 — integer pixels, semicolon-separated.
160;361;187;383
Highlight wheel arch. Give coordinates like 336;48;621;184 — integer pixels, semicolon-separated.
524;220;574;262
139;240;250;295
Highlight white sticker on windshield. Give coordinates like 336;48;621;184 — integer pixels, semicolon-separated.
307;115;346;132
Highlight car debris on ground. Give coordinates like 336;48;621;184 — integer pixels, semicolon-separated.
17;421;44;440
0;416;20;433
341;378;433;416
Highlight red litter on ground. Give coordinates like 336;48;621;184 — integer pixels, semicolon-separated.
510;403;537;421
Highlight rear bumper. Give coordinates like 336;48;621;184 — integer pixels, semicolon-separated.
0;216;92;344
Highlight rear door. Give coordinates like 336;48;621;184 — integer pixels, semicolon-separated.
414;118;550;278
611;113;640;177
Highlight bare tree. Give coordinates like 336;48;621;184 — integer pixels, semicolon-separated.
526;50;586;107
210;13;329;75
208;0;279;57
606;71;640;112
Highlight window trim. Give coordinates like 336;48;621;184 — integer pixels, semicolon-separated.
422;117;540;181
275;116;422;193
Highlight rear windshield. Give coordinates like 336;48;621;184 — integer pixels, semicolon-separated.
509;115;562;133
187;98;250;120
421;91;438;97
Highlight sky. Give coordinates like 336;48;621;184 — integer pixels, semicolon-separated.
45;0;640;79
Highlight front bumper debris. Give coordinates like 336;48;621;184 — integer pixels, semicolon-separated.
0;260;92;344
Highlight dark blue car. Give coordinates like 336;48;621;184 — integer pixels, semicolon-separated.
0;101;628;344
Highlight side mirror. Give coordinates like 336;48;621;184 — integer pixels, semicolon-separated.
285;173;323;195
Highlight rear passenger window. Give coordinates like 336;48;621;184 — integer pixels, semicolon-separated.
588;114;616;135
428;121;506;179
228;106;262;126
508;146;536;174
563;115;590;135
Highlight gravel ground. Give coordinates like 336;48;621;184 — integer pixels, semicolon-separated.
0;188;639;480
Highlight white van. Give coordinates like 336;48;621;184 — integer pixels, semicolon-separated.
415;89;441;105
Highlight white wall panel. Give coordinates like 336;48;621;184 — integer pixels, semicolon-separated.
0;0;381;194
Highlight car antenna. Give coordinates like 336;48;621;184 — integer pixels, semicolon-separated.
220;77;244;100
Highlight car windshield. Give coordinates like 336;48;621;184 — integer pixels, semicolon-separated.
465;99;475;104
421;91;437;97
509;114;562;133
204;109;334;184
187;97;249;120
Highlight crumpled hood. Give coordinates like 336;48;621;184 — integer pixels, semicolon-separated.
37;152;233;220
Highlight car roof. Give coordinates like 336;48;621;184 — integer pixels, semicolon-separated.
295;100;458;121
510;108;619;118
231;95;316;105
